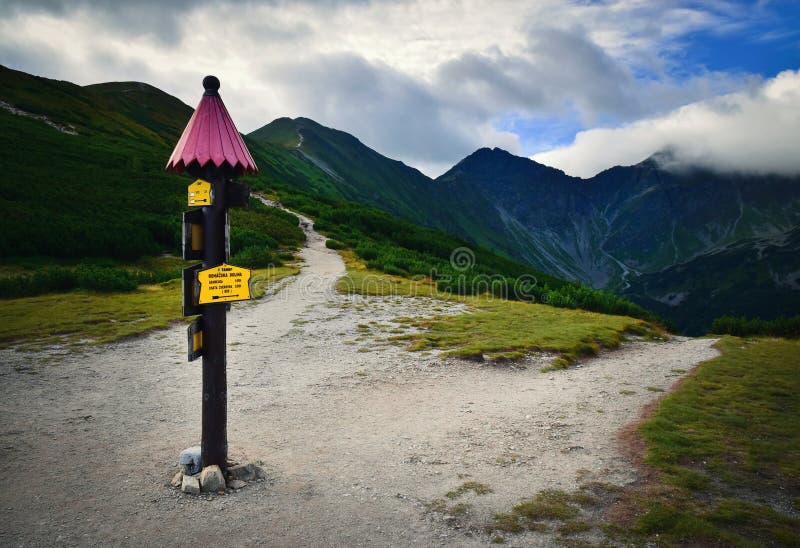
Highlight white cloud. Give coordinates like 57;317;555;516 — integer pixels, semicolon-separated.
533;70;800;178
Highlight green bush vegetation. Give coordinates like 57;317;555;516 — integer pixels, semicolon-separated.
711;314;800;338
0;105;302;296
0;262;184;298
325;239;346;250
0;85;302;284
257;185;661;325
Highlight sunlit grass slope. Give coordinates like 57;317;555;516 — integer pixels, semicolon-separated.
0;266;299;349
612;337;800;545
336;258;658;367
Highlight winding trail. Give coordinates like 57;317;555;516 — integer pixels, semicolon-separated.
0;210;718;546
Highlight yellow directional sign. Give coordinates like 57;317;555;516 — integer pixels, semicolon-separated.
188;179;213;206
197;263;251;304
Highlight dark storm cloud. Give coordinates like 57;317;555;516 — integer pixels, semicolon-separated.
0;39;65;80
437;26;642;124
0;0;369;46
272;53;478;164
0;0;205;45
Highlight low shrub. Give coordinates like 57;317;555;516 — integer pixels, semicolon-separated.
710;315;800;338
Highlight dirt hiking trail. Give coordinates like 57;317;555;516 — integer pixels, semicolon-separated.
0;210;719;546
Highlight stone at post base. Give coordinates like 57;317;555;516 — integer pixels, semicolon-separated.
199;465;226;493
181;474;200;495
179;446;201;475
227;463;258;482
170;471;183;488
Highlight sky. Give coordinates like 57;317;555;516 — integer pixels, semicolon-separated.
0;0;798;178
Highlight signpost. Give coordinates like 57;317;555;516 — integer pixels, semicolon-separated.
166;76;258;471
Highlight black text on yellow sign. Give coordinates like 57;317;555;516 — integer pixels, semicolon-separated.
196;263;252;304
188;179;213;206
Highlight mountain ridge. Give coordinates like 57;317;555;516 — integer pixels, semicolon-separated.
246;114;800;334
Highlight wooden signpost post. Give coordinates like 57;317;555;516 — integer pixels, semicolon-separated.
166;76;258;471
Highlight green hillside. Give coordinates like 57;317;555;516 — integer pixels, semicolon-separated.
625;226;800;335
250;117;440;226
0;65;301;285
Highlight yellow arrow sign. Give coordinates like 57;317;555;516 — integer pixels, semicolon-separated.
196;263;251;304
188;179;212;206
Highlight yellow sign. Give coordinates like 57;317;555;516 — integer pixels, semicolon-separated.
197;263;251;304
188;179;212;206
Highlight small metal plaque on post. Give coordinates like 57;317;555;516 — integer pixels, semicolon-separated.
182;263;203;316
182;209;204;261
187;317;203;361
196;263;252;304
188;179;213;206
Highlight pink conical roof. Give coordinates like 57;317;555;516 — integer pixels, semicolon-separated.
166;76;258;175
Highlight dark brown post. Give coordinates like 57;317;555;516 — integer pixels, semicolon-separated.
190;159;231;469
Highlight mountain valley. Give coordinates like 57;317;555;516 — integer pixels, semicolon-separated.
1;64;799;334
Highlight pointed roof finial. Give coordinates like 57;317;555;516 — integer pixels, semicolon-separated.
166;76;258;175
203;75;220;96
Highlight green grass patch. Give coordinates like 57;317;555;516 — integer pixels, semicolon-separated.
249;265;301;299
445;481;493;499
0;280;183;348
335;254;445;299
0;266;299;348
336;263;660;366
641;337;800;492
489;490;597;534
449;502;472;515
406;298;655;365
557;520;593;535
623;337;800;544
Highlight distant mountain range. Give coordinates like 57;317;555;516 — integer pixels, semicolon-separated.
249;117;800;334
2;64;799;334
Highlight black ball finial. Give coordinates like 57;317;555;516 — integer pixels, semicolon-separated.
203;75;220;95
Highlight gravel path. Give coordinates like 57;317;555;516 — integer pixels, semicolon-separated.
0;211;719;546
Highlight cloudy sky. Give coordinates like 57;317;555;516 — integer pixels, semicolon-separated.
1;0;799;178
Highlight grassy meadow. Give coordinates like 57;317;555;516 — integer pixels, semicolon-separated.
336;256;659;368
0;265;299;349
624;337;800;545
